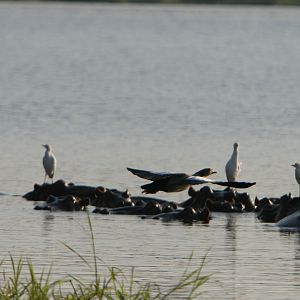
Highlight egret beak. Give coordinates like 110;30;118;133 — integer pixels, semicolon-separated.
292;164;296;167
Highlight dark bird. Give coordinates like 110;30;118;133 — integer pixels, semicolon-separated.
127;167;256;194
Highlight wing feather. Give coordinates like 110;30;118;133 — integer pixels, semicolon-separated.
182;176;255;189
127;167;184;181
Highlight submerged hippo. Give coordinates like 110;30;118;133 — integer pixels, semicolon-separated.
276;210;300;228
93;199;177;215
34;195;89;211
147;206;210;224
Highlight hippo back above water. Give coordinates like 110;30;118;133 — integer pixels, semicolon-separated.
23;180;96;201
24;180;133;209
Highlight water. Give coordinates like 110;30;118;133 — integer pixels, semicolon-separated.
0;2;300;299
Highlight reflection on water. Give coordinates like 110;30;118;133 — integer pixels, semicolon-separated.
0;2;300;299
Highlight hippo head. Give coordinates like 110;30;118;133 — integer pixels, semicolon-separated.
93;187;133;208
162;202;177;213
235;192;255;212
46;195;76;211
195;207;210;223
254;197;273;212
187;186;212;209
25;180;69;201
143;201;162;215
179;207;197;223
45;194;88;211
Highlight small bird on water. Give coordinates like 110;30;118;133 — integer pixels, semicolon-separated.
225;142;241;182
291;163;300;197
42;144;56;184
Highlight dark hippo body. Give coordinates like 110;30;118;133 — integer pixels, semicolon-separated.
24;180;96;201
90;187;132;208
93;199;177;215
149;206;210;224
276;210;300;228
34;195;89;211
131;196;176;207
256;194;300;223
179;186;254;213
25;180;132;209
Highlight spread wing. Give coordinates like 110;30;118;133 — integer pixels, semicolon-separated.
127;167;186;182
182;176;256;189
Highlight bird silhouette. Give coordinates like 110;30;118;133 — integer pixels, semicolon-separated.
127;167;255;194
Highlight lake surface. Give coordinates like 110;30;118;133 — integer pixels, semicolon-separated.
0;2;300;299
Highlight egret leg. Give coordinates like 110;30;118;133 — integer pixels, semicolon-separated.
44;173;47;184
299;184;300;198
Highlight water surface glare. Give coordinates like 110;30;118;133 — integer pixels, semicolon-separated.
0;2;300;299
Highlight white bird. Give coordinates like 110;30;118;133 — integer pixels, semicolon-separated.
291;163;300;197
42;144;56;184
225;142;241;182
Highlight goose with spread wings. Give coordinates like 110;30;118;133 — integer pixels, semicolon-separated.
127;167;256;194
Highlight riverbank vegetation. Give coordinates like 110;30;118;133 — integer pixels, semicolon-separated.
0;217;210;299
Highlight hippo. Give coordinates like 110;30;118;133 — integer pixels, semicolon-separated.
23;180;96;201
235;192;255;212
90;187;133;208
24;180;132;209
93;200;162;215
34;195;89;211
148;206;210;224
180;186;254;213
276;210;300;228
206;198;241;213
256;194;300;223
179;186;212;209
131;196;177;207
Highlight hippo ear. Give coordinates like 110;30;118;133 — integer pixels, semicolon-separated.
106;189;114;195
188;187;196;197
95;186;106;197
81;197;90;206
96;186;106;193
254;197;259;206
34;184;41;191
56;179;66;186
170;201;177;209
123;189;131;198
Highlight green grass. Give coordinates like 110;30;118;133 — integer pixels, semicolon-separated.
0;216;210;299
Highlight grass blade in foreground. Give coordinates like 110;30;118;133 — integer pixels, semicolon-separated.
0;214;210;299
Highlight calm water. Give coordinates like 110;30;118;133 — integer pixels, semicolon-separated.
0;2;300;299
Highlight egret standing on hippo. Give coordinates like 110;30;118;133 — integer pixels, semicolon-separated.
42;144;56;184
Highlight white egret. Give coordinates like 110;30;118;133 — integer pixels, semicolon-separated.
127;167;255;194
225;142;241;182
42;144;56;184
291;163;300;197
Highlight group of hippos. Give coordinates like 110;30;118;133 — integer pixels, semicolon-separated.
21;143;300;227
